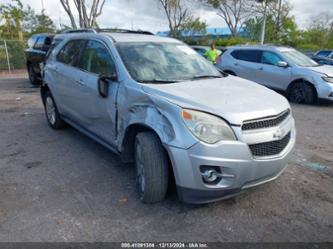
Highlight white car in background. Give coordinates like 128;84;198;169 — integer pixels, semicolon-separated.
217;45;333;104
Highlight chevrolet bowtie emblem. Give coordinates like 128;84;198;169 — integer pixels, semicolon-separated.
273;129;284;139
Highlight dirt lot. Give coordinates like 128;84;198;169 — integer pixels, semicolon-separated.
0;77;332;242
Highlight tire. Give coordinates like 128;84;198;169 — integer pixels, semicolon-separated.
27;64;40;85
134;132;169;203
44;91;66;129
288;81;316;104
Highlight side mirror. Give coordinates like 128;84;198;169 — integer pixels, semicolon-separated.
277;61;288;67
98;73;118;98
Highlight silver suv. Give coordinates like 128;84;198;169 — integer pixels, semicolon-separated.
217;45;333;104
42;31;296;204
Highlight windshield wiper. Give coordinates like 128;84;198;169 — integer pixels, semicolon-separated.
191;75;223;80
138;79;179;84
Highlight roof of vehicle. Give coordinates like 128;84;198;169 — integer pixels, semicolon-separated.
227;44;295;52
104;32;181;43
30;33;54;38
54;31;182;44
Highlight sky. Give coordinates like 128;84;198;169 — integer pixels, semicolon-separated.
2;0;333;32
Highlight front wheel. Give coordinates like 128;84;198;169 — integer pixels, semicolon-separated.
288;82;316;104
134;132;169;203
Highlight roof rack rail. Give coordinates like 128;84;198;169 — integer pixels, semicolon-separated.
96;28;154;35
61;28;154;35
62;28;97;34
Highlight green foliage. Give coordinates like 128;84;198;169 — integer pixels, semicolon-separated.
1;0;56;40
180;17;207;43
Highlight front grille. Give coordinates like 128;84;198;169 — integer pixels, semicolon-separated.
242;109;290;131
249;132;291;157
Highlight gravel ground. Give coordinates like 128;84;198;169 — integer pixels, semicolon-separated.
0;77;332;242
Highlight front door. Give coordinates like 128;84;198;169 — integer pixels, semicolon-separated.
74;39;119;146
256;51;292;90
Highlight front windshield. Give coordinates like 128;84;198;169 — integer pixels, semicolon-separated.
281;50;319;67
116;42;222;83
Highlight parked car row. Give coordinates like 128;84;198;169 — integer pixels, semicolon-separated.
215;45;333;104
25;29;297;204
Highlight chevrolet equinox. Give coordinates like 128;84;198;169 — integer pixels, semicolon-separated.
41;30;296;204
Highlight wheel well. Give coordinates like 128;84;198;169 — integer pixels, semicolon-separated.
224;70;236;76
120;124;176;194
40;84;50;104
287;79;318;98
121;124;158;163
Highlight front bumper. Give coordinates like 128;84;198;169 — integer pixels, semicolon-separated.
166;119;296;204
316;82;333;101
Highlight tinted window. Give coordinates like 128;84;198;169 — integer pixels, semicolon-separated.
316;50;331;57
232;50;262;63
57;40;86;66
262;51;282;66
79;40;116;76
27;36;37;48
34;37;45;49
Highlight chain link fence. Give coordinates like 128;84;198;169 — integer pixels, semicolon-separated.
0;39;26;72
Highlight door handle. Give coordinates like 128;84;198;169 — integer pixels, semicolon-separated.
75;79;85;86
258;67;263;70
234;62;239;66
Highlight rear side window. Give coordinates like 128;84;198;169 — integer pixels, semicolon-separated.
57;40;86;66
79;40;116;76
231;49;262;63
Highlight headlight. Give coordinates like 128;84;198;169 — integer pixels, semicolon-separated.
322;76;333;83
181;109;236;144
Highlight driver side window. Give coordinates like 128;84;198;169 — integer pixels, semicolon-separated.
262;51;282;66
79;40;116;76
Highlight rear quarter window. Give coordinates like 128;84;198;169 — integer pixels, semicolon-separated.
233;50;262;63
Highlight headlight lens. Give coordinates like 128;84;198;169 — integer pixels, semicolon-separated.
181;109;236;144
322;76;333;83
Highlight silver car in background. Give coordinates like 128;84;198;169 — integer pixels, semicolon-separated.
42;31;296;204
218;45;333;104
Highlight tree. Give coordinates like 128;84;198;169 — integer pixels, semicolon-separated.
158;0;192;38
59;0;106;28
0;0;24;40
180;17;207;37
23;7;56;35
200;0;256;37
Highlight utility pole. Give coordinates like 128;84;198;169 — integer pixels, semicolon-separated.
41;0;45;11
276;0;282;33
260;0;268;45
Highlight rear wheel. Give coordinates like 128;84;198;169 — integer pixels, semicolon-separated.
134;132;169;203
44;91;66;129
28;64;40;85
288;82;316;104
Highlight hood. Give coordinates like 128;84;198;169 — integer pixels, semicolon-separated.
308;65;333;76
142;76;290;125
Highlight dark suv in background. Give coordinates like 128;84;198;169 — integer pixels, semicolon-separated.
25;33;54;85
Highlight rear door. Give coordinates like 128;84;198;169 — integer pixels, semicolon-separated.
73;39;119;145
231;49;262;83
255;51;292;90
49;39;87;119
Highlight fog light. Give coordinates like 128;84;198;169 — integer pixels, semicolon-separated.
200;166;222;184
